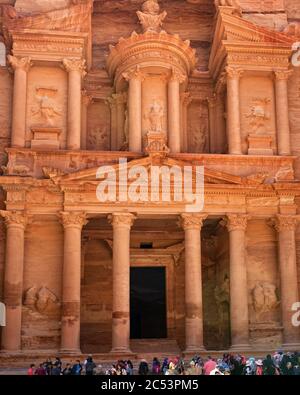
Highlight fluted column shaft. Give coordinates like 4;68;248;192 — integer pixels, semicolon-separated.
225;214;250;349
0;211;29;351
226;67;243;155
181;214;207;352
63;59;86;150
60;212;87;352
108;213;135;352
275;71;292;155
272;215;300;346
8;56;32;148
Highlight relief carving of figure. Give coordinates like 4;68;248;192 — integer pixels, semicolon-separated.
191;124;207;152
214;275;230;338
31;87;62;126
137;0;167;33
148;101;164;132
246;98;271;134
88;126;109;150
24;286;60;315
252;282;280;322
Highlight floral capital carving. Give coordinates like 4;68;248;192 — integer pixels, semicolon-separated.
108;213;136;228
224;214;250;232
225;66;243;80
268;215;299;232
62;58;86;77
169;68;186;83
59;212;88;229
274;70;293;81
122;66;145;82
0;210;31;228
8;55;32;72
179;213;208;230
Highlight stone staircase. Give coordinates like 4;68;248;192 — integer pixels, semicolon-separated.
131;339;181;359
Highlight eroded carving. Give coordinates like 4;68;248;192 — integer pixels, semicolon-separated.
245;98;271;134
31;87;62;126
252;282;280;322
137;0;167;33
24;286;60;315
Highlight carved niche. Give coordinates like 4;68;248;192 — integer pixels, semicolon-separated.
187;101;209;153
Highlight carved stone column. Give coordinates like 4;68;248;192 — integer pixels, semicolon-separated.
180;92;192;152
180;213;207;352
81;90;93;150
272;215;300;347
123;68;144;152
274;71;293;155
107;95;118;150
108;213;135;352
226;67;243;155
207;95;217;154
225;214;250;350
63;59;86;150
168;69;185;153
113;92;127;150
59;212;87;353
0;211;29;351
8;56;32;148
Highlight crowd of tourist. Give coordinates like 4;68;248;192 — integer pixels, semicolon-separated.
27;351;300;376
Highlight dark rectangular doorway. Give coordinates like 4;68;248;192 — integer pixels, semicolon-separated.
130;267;167;339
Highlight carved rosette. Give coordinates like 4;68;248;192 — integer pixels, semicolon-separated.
62;58;86;77
269;215;299;232
224;214;250;232
0;210;31;228
59;212;88;229
8;55;32;72
108;213;136;229
274;70;293;81
225;66;244;80
180;213;208;230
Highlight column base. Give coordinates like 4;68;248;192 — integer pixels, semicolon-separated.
183;346;206;356
59;348;82;355
230;343;252;352
110;347;133;354
281;343;300;351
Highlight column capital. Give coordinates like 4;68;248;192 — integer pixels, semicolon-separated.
122;66;145;82
223;214;250;232
62;58;87;77
169;67;186;83
81;90;93;106
59;211;88;229
180;213;208;230
112;92;127;105
0;210;31;228
225;66;243;80
108;212;136;228
269;215;299;232
8;55;32;72
207;94;217;108
274;70;293;81
180;91;192;107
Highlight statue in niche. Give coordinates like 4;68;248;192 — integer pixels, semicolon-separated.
137;0;167;33
245;98;271;134
192;124;206;152
88;126;109;150
31;87;62;126
121;108;129;151
214;275;230;338
148;101;164;132
252;282;280;322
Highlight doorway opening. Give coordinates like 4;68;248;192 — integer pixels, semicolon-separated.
130;267;167;339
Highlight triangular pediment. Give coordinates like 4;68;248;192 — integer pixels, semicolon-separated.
50;156;263;186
